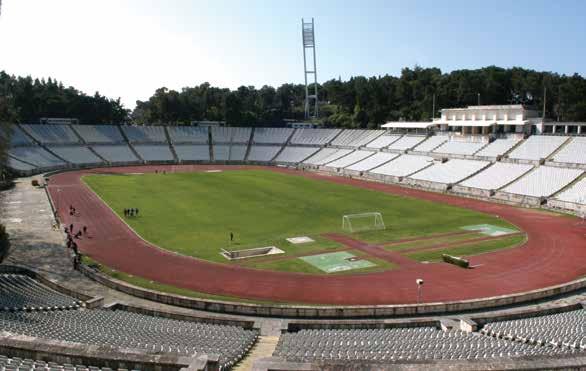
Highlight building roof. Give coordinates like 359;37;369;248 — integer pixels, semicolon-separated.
382;122;436;129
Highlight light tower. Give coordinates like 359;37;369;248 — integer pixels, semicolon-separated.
301;18;318;120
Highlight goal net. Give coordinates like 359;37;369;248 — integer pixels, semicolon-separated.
342;212;386;233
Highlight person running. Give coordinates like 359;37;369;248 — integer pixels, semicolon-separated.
135;208;139;217
70;223;74;233
230;232;234;242
82;226;87;235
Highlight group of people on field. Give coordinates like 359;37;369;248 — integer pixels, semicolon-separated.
124;208;140;217
64;205;90;270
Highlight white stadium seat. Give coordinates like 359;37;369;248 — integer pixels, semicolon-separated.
370;154;434;177
551;137;586;164
91;145;139;163
365;134;402;149
133;144;175;161
502;166;583;197
73;125;124;144
326;150;375;168
253;128;294;144
174;144;210;161
387;135;427;151
459;162;534;190
347;152;399;172
475;138;522;158
412;136;448;152
303;148;353;165
247;146;282;162
409;159;490;184
508;136;568;161
274;146;320;163
290;128;341;145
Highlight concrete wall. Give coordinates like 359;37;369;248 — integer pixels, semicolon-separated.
493;191;544;207
451;185;492;198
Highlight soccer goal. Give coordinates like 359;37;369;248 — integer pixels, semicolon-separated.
342;212;386;233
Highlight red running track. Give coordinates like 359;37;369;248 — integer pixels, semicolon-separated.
47;165;586;305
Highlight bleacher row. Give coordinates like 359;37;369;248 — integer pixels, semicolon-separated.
6;124;586;210
274;308;585;364
0;273;258;370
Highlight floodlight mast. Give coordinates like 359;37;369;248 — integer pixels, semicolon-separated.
302;18;319;120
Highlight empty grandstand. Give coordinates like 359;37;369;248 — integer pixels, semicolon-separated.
501;166;583;198
387;135;427;151
213;144;248;161
507;136;569;161
370;154;434;178
0;274;81;311
408;159;490;188
433;140;487;156
326;150;375;169
20;124;81;145
550;136;586;165
457;162;534;191
167;126;209;144
274;326;575;363
91;144;139;163
72;125;125;144
0;309;258;369
274;146;320;163
290;128;341;145
211;127;251;143
475;137;522;158
133;144;174;162
8;126;34;146
302;148;353;166
122;126;167;143
9;147;66;168
365;134;402;149
412;135;448;152
551;177;586;206
47;146;103;165
330;129;385;148
247;145;282;162
346;152;399;172
252;128;294;144
174;144;210;161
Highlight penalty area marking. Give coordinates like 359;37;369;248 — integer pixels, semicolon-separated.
206;170;223;173
286;236;314;244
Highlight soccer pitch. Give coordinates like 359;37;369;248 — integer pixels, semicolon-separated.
83;169;517;270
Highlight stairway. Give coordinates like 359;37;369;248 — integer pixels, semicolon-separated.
232;336;279;371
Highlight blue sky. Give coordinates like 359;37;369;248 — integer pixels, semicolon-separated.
1;0;584;108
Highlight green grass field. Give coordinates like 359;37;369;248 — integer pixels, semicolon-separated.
83;169;521;275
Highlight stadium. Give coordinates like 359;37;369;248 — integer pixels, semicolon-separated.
1;2;586;371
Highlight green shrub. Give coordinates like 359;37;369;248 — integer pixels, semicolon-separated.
442;254;469;269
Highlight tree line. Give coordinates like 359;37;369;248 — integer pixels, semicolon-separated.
2;66;586;130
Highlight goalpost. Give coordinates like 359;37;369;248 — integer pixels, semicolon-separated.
342;212;386;233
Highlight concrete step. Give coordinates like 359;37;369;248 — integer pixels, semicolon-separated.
232;335;279;371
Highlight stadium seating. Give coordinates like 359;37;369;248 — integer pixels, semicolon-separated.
387;135;427;151
21;124;81;144
252;128;294;144
247;146;282;162
550;136;586;164
91;145;139;163
507;136;568;161
0;355;110;371
326;150;375;168
9;147;66;168
433;140;486;156
273;327;574;363
346;152;399;172
132;144;175;162
459;162;534;190
174;144;210;161
7;157;37;172
47;146;103;165
0;274;81;311
553;177;586;205
303;148;353;166
0;309;258;369
122;126;166;143
365;134;402;149
274;146;320;163
213;144;247;161
331;130;385;148
211;127;251;143
412;135;448;152
370;154;434;177
9;126;34;146
72;125;124;144
289;128;341;145
475;137;522;158
502;166;583;197
480;309;585;350
409;159;490;184
167;126;209;144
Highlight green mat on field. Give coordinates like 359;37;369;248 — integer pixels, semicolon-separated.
300;251;375;273
461;224;517;237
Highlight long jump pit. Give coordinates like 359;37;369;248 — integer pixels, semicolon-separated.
45;164;586;317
